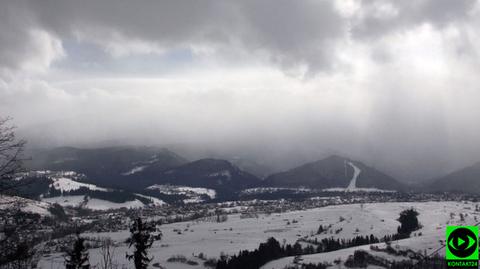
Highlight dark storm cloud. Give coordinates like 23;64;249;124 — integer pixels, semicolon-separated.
0;1;63;76
1;0;480;182
1;0;477;74
18;0;345;74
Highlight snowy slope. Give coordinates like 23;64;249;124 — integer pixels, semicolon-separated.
121;165;147;175
18;170;166;209
322;162;395;193
345;161;360;191
264;155;405;191
37;201;479;268
263;201;476;268
42;194;165;210
0;195;52;216
147;184;216;203
50;176;108;193
134;193;167;206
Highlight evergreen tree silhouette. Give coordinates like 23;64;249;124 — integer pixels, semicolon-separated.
397;208;421;235
126;218;159;269
65;233;90;269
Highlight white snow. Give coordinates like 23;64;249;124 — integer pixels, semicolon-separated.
134;194;167;206
49;177;107;193
241;187;313;195
42;195;145;210
58;171;77;177
0;195;52;216
86;198;144;210
42;195;87;207
121;165;147;176
345;161;361;191
147;184;216;203
37;201;478;269
176;186;216;199
321;162;395;193
262;201;478;268
122;154;161;175
208;170;231;180
323;187;396;193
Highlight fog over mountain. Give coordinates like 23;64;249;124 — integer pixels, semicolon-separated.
2;0;480;182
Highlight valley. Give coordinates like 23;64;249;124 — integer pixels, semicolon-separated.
31;199;480;269
2;146;480;268
3;3;480;268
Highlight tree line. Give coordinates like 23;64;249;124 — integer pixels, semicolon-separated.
216;207;421;269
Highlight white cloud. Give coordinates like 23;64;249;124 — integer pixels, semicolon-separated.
0;2;64;78
1;0;480;180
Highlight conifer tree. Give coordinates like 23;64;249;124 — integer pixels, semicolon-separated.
65;233;90;269
397;208;421;235
126;218;160;269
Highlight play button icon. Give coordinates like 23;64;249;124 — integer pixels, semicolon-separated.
448;227;478;258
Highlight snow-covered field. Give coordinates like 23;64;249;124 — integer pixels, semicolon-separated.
0;195;52;216
147;184;216;203
37;201;479;268
49;176;108;193
42;193;166;210
134;193;167;207
241;187;313;195
41;195;147;210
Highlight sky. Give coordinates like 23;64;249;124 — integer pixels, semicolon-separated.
1;0;480;181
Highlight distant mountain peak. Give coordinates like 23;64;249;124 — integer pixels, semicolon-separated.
152;158;260;195
427;161;480;193
263;156;405;191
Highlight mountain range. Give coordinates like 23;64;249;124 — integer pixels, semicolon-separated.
20;146;480;201
26;146;187;190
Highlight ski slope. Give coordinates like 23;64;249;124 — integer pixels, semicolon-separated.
345;161;361;191
323;162;395;193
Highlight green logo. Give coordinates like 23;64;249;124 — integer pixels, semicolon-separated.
446;226;479;267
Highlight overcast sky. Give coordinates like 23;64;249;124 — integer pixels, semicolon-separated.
1;0;480;181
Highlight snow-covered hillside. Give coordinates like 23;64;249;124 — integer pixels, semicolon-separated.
263;155;405;191
241;187;313;195
42;193;166;210
49;176;108;193
134;194;167;207
323;162;396;193
13;170;167;210
0;195;52;216
37;201;478;268
121;165;147;175
41;195;145;210
147;184;216;203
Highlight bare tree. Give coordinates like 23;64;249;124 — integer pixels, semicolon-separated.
99;237;117;269
0;116;34;268
0;116;27;193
